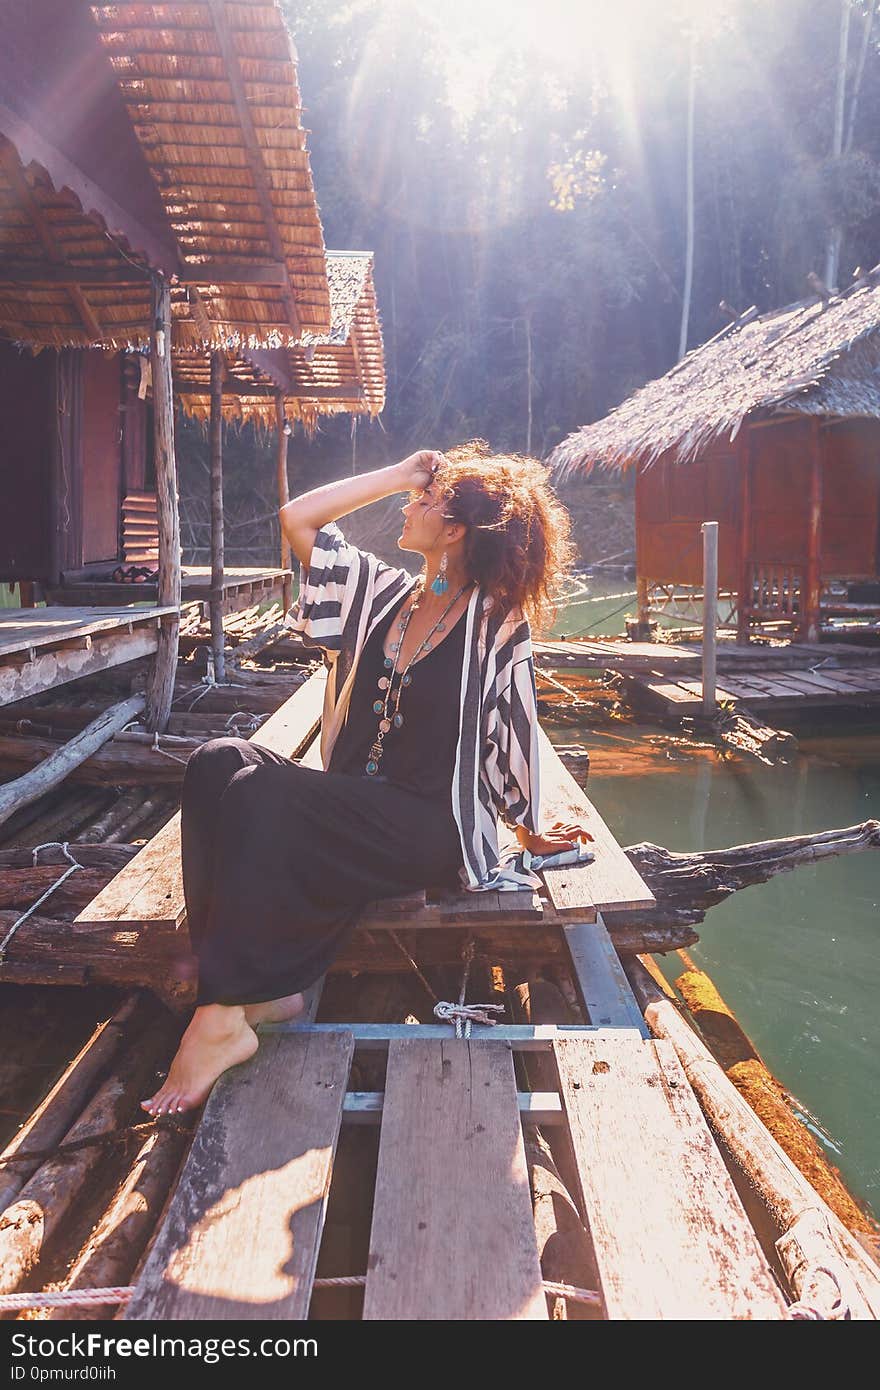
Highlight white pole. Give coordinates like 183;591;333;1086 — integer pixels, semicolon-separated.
702;521;718;717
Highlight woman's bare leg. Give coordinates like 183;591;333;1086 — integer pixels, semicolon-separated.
244;992;305;1026
141;1004;258;1116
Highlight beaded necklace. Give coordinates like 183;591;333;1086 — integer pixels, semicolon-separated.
365;582;469;777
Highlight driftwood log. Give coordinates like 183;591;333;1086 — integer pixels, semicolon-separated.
621;820;880;930
0;695;146;826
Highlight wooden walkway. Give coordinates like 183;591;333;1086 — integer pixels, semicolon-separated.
534;635;880;716
123;1013;786;1319
46;566;289;613
0;605;175;706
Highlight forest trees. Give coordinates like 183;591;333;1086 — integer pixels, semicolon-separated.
178;1;880;540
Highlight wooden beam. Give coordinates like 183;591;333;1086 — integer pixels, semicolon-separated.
0;109;178;274
736;428;752;644
0;150;104;341
803;419;823;643
246;346;293;393
0;622;163;706
206;0;301;337
275;391;293;613
145;275;181;733
209;350;226;683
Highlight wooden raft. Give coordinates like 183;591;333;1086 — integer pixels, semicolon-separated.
125;1022;786;1320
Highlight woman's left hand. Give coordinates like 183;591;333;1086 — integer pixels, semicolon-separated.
516;820;594;857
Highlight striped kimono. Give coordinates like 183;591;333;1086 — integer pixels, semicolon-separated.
286;522;543;891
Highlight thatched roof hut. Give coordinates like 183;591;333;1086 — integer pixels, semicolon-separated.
550;274;880;476
0;0;329;349
173;251;386;427
550;275;880;643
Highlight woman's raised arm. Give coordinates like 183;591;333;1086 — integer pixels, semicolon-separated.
280;450;443;568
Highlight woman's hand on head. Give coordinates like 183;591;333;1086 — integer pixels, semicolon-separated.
396;450;445;492
516;820;594;857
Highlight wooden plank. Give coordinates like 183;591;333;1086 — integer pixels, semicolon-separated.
538;728;654;917
0;606;173;658
76;669;326;927
363;1039;547;1319
554;1032;786;1319
0;625;163;707
124;1031;354;1320
563;913;649;1035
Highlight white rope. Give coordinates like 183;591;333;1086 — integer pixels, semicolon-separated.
0;1276;602;1311
151;731;188;766
0;843;83;961
786;1263;851;1320
433;938;504;1037
433;1001;505;1036
0;1286;134;1311
224;711;264;734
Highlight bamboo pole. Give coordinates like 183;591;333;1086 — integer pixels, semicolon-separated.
52;1126;189;1321
0;996;147;1215
701;520;718;716
209;351;226;684
622;955;880;1318
0;695;145;829
275;391;293;614
146;274;181;732
0;1014;180;1294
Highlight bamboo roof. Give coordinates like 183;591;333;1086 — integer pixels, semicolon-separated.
174;252;386;428
0;0;329;349
550;271;880;475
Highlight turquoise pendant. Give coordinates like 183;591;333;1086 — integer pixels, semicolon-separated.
402;672;412;686
393;712;404;728
365;759;379;776
372;699;384;714
431;573;449;596
384;656;393;669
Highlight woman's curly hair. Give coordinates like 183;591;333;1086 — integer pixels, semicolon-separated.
433;440;576;634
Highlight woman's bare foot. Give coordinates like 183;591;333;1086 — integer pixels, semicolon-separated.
244;992;305;1027
141;1004;258;1116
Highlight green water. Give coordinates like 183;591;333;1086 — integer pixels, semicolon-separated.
548;582;879;1219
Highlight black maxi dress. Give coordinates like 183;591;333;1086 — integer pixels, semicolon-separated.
181;595;468;1006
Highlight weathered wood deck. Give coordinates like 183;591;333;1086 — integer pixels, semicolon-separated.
46;566;289;613
534;635;880;716
0;606;176;706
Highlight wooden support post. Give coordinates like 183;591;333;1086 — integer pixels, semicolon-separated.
736;429;752;645
146;275;181;732
209;351;226;684
803;420;823;643
275;391;293;614
701;520;718;716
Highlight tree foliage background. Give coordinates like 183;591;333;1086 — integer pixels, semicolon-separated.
178;0;880;563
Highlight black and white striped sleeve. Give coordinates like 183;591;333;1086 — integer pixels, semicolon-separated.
285;521;358;653
497;655;542;833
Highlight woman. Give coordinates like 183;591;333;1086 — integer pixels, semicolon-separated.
142;442;591;1116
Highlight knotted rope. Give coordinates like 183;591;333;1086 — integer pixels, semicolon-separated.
0;842;83;962
785;1263;851;1320
433;938;504;1037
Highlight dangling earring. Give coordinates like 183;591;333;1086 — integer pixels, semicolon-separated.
431;550;449;595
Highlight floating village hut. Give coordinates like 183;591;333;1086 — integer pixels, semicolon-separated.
551;275;880;643
0;0;337;725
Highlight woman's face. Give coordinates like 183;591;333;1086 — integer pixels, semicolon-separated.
398;482;450;554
